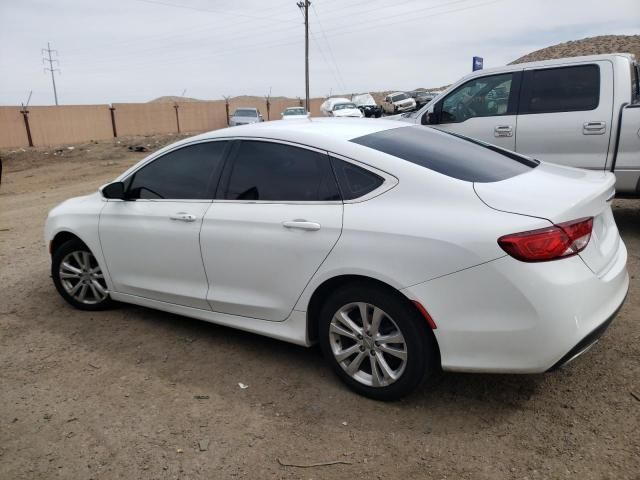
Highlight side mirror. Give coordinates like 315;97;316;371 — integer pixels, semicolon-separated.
422;110;438;125
101;181;125;199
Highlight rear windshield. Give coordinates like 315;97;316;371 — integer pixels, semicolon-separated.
350;126;538;183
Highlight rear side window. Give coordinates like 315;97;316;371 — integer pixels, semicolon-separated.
521;65;600;114
330;157;383;200
127;142;227;199
225;141;340;201
351;126;537;183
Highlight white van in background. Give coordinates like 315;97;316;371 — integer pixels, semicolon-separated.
398;54;640;197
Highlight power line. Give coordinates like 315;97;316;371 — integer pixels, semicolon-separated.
137;0;300;24
296;0;311;110
42;42;60;105
311;3;346;92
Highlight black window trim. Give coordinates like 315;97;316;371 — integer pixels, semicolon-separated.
434;71;522;124
518;63;601;115
115;138;232;203
215;137;344;205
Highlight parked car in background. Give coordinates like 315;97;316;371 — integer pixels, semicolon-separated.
320;98;363;117
399;54;640;197
229;108;263;126
281;107;308;120
46;119;628;400
352;93;383;117
409;90;438;109
382;92;416;114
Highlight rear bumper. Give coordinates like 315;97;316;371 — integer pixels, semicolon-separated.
547;295;625;370
401;241;629;373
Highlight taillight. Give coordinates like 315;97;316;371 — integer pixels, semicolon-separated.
498;217;593;262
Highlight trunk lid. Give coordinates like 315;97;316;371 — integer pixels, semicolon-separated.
474;162;620;275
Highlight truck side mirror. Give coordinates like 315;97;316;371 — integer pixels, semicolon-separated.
422;110;438;125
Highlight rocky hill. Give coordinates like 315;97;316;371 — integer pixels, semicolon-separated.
510;34;639;64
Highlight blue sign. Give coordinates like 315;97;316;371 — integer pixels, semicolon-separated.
473;56;483;71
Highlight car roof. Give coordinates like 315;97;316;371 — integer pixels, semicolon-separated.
182;118;407;145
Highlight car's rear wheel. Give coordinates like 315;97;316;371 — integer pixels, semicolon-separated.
318;283;436;400
52;239;114;311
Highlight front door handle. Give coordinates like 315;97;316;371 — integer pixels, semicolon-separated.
282;220;321;231
583;121;606;135
494;125;513;137
170;212;197;222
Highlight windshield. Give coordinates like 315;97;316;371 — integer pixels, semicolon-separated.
283;108;306;116
234;109;258;117
333;103;357;110
392;93;408;102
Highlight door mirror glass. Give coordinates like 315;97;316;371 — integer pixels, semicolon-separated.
422;109;438;125
101;181;125;199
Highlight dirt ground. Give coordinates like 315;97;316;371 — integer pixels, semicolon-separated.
0;135;638;480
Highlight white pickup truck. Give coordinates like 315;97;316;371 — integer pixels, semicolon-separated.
398;54;640;197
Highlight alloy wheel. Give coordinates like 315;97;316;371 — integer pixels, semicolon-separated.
58;250;108;305
329;302;408;388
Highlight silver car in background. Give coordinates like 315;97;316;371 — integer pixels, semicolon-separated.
229;108;264;126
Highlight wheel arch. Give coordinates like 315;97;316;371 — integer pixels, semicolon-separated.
305;274;438;348
50;230;87;255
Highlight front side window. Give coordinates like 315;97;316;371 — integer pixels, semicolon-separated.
521;64;600;114
225;141;340;201
440;73;513;123
126;142;227;200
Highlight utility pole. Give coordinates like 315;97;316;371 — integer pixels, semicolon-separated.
296;1;310;111
42;42;60;105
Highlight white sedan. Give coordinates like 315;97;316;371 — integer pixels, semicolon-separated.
45;119;629;400
281;107;308;120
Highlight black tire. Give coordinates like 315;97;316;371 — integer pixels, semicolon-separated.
318;282;437;400
375;111;382;118
51;238;114;311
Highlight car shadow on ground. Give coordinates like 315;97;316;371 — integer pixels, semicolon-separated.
39;291;547;420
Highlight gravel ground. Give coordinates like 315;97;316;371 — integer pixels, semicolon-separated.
0;136;638;480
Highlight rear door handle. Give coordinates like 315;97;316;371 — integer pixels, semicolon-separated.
583;121;606;135
170;212;197;222
282;220;321;231
494;125;513;137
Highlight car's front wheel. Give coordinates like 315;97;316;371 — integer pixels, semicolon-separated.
52;238;113;311
319;283;436;400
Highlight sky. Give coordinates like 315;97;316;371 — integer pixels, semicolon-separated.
0;0;638;106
